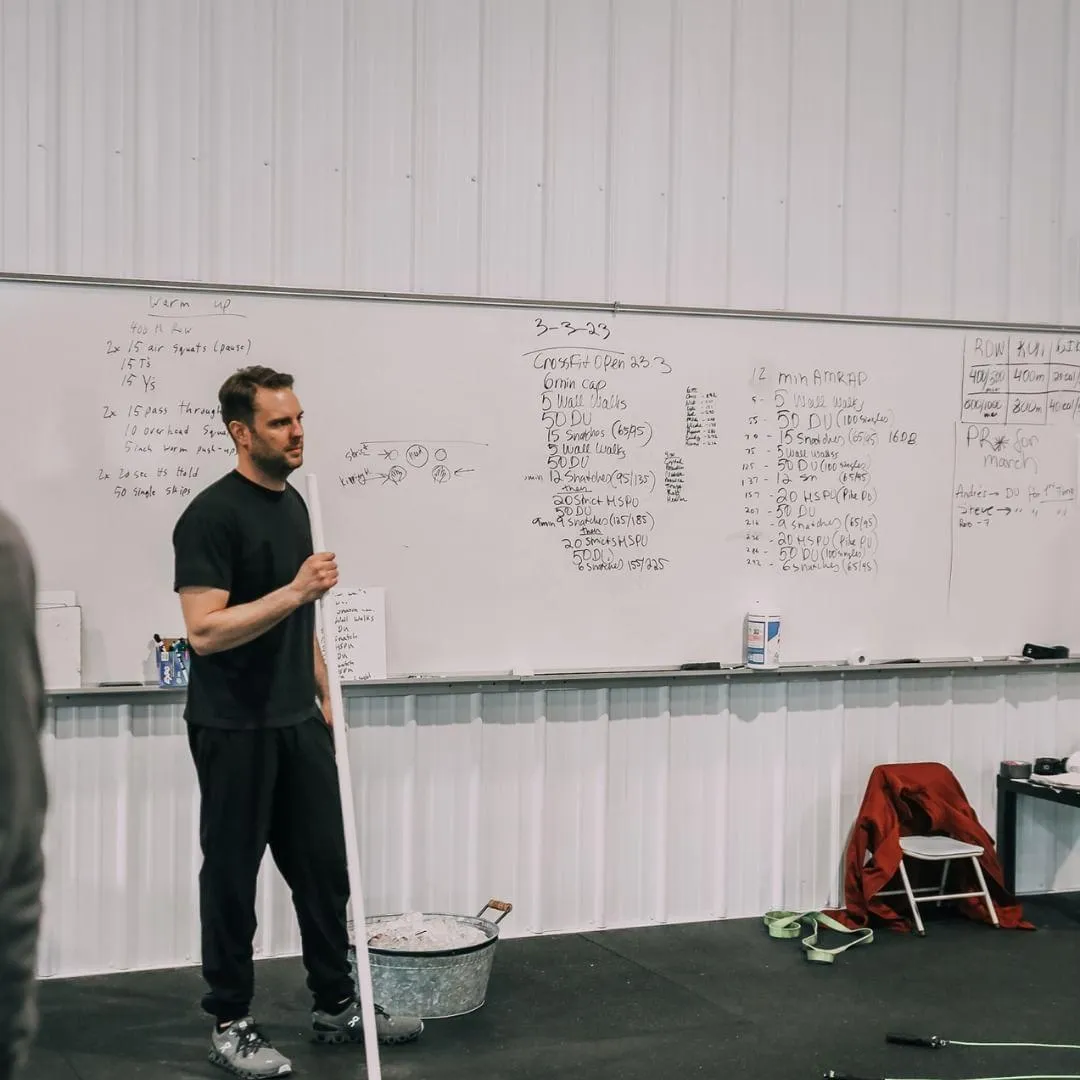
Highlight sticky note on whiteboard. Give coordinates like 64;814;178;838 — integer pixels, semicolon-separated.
318;587;387;681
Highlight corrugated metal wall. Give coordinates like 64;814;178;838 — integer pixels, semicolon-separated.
1;0;1078;323
39;672;1080;978
4;0;1080;977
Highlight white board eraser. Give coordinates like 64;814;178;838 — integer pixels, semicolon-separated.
513;666;534;678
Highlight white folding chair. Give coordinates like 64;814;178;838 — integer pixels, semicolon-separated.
878;835;1000;936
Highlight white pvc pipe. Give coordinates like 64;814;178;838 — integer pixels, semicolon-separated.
305;473;382;1080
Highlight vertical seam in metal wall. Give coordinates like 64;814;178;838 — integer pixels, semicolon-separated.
41;703;56;974
402;692;418;908
723;1;737;309
595;688;611;929
197;0;211;282
46;0;60;271
949;0;964;320
827;687;844;907
180;4;189;278
1004;0;1018;319
122;0;135;276
781;0;795;310
604;0;616;302
475;0;485;296
22;4;30;267
656;684;671;924
269;0;281;282
1065;0;1079;313
840;0;852;312
409;0;421;293
771;689;787;912
889;675;901;761
1051;667;1066;873
789;687;808;908
339;0;350;286
55;0;67;272
466;692;483;910
132;2;143;277
664;0;679;306
948;672;962;787
116;702;132;971
0;1;5;262
82;0;93;274
896;0;908;317
539;0;553;298
716;686;732;918
86;707;100;974
1055;0;1070;322
529;688;548;933
46;1;56;269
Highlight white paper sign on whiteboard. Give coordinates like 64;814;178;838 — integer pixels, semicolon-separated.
318;587;387;681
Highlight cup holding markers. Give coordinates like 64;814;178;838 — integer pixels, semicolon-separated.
173;638;189;686
154;635;190;688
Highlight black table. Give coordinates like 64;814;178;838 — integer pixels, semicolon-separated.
996;774;1080;893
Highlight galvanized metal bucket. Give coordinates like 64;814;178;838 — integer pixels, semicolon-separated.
352;900;512;1019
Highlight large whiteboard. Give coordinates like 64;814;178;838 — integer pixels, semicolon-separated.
2;276;1079;684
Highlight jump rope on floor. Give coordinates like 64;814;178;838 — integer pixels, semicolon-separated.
824;1030;1080;1080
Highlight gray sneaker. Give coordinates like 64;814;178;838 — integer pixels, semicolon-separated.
209;1017;293;1078
311;999;424;1046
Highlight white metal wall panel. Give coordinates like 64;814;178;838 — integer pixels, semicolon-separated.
608;0;672;305
479;1;546;299
343;1;416;292
898;1;960;319
666;0;733;308
414;1;482;296
843;1;905;317
953;0;1013;320
1009;5;1067;324
1067;4;1080;324
2;0;1080;322
274;1;348;289
727;1;791;312
543;0;611;301
36;673;1080;979
786;0;847;314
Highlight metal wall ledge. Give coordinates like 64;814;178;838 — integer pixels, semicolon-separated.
47;655;1080;704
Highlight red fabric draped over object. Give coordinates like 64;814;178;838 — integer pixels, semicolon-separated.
827;762;1032;931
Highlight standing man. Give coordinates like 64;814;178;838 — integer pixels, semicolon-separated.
0;506;48;1080
172;366;421;1079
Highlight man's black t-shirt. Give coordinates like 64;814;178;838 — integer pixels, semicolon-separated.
172;470;316;729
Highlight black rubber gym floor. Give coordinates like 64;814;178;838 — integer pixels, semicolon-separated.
19;892;1080;1080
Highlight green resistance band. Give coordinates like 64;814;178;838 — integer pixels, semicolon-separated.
763;909;873;963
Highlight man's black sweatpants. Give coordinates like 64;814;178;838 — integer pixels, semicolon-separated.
187;715;355;1023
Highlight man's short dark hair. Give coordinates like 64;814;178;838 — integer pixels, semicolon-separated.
218;366;294;430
